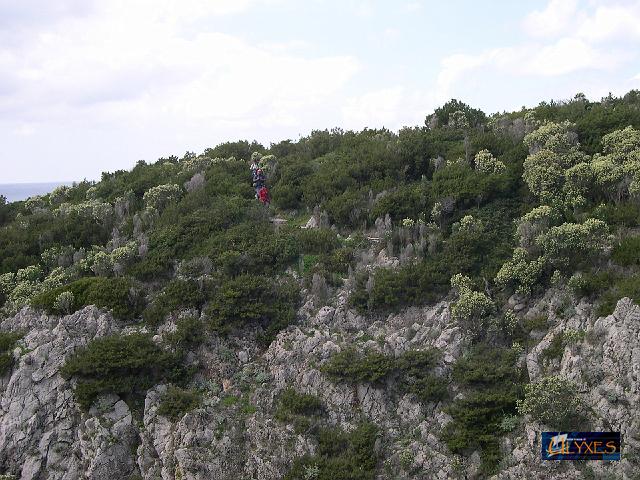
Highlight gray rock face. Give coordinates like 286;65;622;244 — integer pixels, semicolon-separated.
0;306;124;479
0;292;638;479
497;296;640;479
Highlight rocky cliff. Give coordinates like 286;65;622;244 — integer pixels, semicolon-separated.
1;283;638;479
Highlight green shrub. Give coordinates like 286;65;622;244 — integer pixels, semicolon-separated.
430;164;510;208
595;274;640;317
304;247;355;287
539;333;565;363
324;189;368;228
322;348;447;403
143;279;206;326
523;315;549;332
31;277;144;320
444;344;527;475
369;183;427;222
275;388;324;432
205;275;299;345
0;331;22;375
569;271;618;298
321;349;395;384
284;423;379;480
352;260;450;313
452;345;521;387
395;349;447;402
61;334;187;410
293;228;341;254
157;386;201;421
590;202;640;227
276;388;323;418
165;316;204;352
612;236;640;266
517;375;587;430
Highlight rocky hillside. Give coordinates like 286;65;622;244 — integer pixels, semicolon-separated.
1;92;640;479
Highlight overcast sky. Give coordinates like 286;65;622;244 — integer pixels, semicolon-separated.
1;0;640;183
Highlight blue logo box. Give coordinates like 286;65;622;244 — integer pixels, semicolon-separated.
541;432;621;460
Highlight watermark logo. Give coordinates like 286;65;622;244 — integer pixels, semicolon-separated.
541;432;621;461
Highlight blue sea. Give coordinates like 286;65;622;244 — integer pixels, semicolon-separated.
0;182;73;203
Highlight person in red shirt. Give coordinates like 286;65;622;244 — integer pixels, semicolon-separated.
258;185;270;205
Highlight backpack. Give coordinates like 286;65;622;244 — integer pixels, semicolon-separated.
258;186;270;205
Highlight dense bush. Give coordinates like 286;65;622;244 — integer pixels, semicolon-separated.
284;422;379;480
596;274;640;317
322;348;447;403
165;316;205;353
395;349;448;402
517;375;586;430
61;334;187;410
143;279;206;326
276;388;323;418
275;388;324;432
369;183;427;222
0;331;22;375
321;348;395;384
157;386;201;421
443;345;527;475
612;236;640;266
31;277;144;320
0;210;110;274
351;260;451;313
590;202;640;227
205;275;299;345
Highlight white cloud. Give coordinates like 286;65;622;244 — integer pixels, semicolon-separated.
0;0;365;181
435;0;638;103
577;4;640;42
524;37;618;76
523;0;580;38
342;87;405;127
383;27;400;40
0;1;359;130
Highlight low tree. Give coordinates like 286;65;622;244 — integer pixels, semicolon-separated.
450;274;495;337
517;375;586;429
495;248;546;296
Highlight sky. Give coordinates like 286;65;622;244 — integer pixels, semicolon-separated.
1;0;640;183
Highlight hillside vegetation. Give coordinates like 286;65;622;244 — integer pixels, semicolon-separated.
1;90;640;478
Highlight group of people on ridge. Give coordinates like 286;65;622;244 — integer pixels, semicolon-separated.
250;158;270;205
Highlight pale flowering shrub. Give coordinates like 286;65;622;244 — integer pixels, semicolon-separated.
516;205;558;253
53;291;75;314
474;149;505;175
522;121;587;203
457;215;482;233
517;375;585;429
16;265;42;283
535;218;611;268
401;218;415;228
49;185;70;206
87;250;114;277
143;184;182;211
180;156;213;175
24;195;46;213
85;186;99;200
111;241;138;276
450;274;494;336
495;248;545;295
